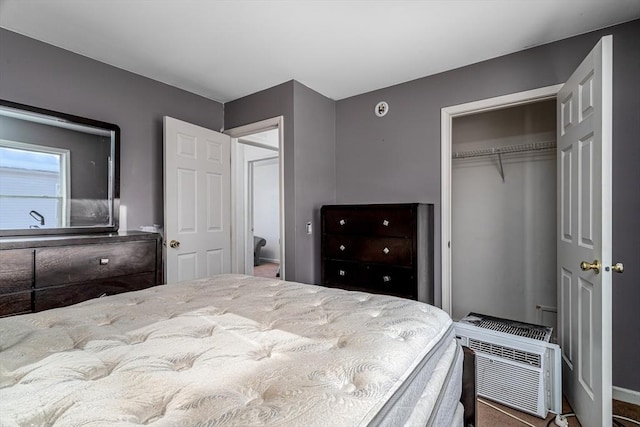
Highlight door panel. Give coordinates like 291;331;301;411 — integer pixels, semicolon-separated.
164;117;231;284
560;268;573;366
578;136;594;248
557;35;612;427
206;249;223;276
177;168;196;232
560;147;573;242
206;172;223;231
177;252;197;282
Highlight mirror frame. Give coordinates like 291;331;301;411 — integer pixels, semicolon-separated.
0;99;120;237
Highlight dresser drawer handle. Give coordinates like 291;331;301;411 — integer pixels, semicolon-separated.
382;275;391;282
382;220;389;226
99;258;110;265
339;245;346;251
339;269;346;276
383;247;390;254
339;219;346;226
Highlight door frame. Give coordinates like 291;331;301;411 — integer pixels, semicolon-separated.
440;84;563;315
225;116;285;280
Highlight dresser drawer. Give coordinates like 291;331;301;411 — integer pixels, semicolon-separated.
34;272;156;312
0;249;34;293
323;206;414;237
368;265;416;299
323;260;367;287
35;240;157;288
324;235;413;266
323;261;415;299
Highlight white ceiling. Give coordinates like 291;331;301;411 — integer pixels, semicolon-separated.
1;0;639;103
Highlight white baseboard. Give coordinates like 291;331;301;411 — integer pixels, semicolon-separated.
259;258;280;264
613;385;640;406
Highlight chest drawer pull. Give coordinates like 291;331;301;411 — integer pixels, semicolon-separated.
382;275;391;282
383;247;390;254
382;220;389;226
99;258;109;265
339;245;346;251
339;219;346;226
339;270;346;276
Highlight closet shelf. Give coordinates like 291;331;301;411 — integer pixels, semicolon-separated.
452;140;556;159
452;140;556;182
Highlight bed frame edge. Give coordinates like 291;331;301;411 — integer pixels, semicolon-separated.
461;345;476;427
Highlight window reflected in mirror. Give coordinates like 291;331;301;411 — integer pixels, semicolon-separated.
0;141;69;229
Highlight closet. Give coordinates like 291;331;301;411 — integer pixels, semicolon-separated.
451;99;557;329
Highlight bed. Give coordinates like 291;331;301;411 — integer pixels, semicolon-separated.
0;274;468;426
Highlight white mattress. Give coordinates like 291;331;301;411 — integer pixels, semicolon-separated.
0;274;459;426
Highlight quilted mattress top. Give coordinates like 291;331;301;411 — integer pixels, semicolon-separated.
0;274;452;426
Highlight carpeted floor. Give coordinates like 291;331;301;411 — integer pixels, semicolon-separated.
253;262;280;278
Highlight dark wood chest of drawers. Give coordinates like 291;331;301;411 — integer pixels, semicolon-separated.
321;203;434;302
0;231;162;316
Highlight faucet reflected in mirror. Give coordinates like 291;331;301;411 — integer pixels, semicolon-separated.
29;210;45;228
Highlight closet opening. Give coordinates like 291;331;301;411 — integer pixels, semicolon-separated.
450;99;557;331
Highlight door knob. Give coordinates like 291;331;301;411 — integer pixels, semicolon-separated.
606;262;624;273
169;240;180;249
580;260;601;274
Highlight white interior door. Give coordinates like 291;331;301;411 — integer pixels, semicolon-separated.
557;35;613;427
163;116;231;284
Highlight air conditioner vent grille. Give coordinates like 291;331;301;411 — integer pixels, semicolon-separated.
476;355;542;415
475;319;550;341
460;312;552;342
469;338;541;368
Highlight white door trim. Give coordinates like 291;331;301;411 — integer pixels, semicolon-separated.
613;386;640;406
225;116;285;280
440;84;563;315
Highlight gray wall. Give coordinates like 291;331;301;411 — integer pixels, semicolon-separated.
224;81;336;284
0;28;224;230
291;82;337;284
335;20;640;392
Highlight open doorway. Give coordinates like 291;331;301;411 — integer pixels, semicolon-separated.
226;117;284;279
245;148;280;278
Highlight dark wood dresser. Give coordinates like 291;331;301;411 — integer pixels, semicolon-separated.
0;231;162;316
321;203;434;303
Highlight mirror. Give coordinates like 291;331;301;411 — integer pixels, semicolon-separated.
0;99;119;236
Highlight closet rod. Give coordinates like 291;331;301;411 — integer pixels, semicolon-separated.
452;140;556;159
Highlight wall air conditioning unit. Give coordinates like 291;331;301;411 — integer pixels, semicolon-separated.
454;313;562;418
